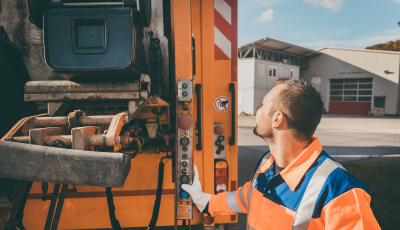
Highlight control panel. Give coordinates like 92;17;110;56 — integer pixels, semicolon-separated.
176;79;193;220
214;124;227;159
177;79;193;102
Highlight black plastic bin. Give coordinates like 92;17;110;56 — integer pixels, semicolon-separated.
44;7;148;81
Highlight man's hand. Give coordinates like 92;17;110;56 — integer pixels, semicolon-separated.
181;165;212;213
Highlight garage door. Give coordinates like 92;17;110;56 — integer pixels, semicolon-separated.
329;78;372;115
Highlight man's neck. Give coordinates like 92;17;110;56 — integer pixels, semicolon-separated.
267;135;311;169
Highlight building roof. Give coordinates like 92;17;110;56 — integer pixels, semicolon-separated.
316;46;400;55
239;37;322;58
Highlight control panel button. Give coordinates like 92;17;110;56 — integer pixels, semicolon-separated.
180;191;189;198
181;161;188;167
182;153;188;159
214;126;223;135
182;91;188;97
218;145;225;150
181;138;190;145
218;136;225;141
178;115;192;130
182;168;188;174
180;175;189;184
182;130;189;137
183;83;188;88
216;150;221;155
215;140;221;145
182;146;188;152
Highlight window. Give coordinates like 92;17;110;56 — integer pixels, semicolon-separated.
290;70;294;79
329;78;373;102
374;97;385;108
269;67;277;78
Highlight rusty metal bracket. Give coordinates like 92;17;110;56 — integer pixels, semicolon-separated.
106;112;130;151
71;126;99;150
29;127;71;145
68;110;85;128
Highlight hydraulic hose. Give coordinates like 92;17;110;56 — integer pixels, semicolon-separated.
147;154;171;230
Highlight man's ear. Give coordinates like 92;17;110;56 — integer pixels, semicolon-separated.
272;110;286;129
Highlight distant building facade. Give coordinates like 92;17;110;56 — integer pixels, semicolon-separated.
238;38;400;116
302;47;400;115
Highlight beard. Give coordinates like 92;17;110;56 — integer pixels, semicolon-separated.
254;124;275;144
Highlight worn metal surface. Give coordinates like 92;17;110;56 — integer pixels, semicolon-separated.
25;92;141;102
106;112;130;151
0;141;131;187
86;134;106;147
47;102;69;117
79;115;114;126
71;126;99;150
43;135;72;148
146;123;158;138
0;0;58;81
29;127;71;145
24;80;140;94
33;117;68;128
141;0;170;101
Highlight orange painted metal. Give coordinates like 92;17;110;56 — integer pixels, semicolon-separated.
8;0;239;228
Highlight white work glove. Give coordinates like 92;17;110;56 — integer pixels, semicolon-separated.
181;165;212;213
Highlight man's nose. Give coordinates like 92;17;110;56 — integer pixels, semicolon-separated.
256;104;262;111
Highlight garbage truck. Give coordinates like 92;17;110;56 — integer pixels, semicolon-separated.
0;0;238;229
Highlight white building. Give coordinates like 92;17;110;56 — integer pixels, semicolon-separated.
302;47;400;115
238;38;400;116
238;37;321;115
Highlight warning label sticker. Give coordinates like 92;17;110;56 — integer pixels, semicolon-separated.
214;96;230;113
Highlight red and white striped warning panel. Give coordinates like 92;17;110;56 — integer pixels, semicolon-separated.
214;0;238;80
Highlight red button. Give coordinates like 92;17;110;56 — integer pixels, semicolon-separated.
214;126;223;135
204;216;215;225
178;115;192;130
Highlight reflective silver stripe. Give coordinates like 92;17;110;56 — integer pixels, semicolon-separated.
292;158;339;230
238;187;247;210
333;160;346;170
226;191;242;213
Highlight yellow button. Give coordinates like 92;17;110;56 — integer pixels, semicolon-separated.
182;130;189;137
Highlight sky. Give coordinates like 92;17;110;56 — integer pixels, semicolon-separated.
238;0;400;50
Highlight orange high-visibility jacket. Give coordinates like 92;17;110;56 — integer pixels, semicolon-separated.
206;138;381;230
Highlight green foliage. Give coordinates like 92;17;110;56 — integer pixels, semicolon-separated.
343;160;400;229
366;40;400;51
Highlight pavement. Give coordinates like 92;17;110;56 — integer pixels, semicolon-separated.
228;114;400;230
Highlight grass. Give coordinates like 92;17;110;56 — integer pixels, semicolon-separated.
343;159;400;230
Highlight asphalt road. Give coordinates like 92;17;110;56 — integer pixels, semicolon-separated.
227;116;400;229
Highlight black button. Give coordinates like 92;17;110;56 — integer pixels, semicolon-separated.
182;146;188;152
181;138;189;145
218;145;225;150
182;154;188;159
218;136;225;141
182;168;188;174
216;150;221;154
182;161;188;167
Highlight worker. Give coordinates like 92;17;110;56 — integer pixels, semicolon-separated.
182;80;381;229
